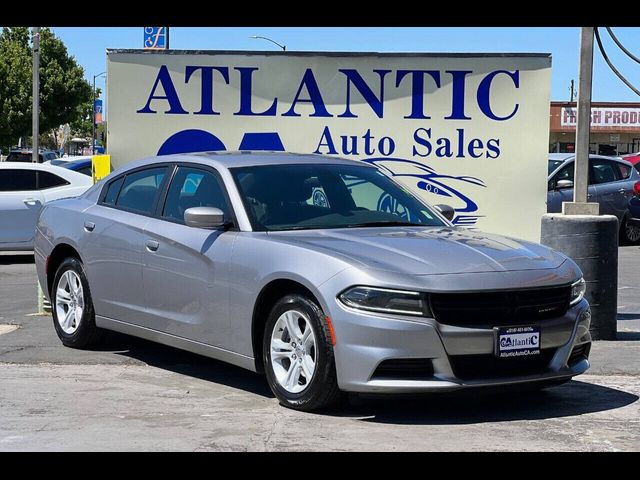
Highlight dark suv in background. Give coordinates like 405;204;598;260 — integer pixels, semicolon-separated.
548;154;640;244
4;149;58;163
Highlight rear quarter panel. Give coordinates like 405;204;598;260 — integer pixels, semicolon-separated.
35;196;95;300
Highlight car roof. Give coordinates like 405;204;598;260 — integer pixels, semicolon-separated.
548;153;575;161
118;151;372;172
549;154;630;164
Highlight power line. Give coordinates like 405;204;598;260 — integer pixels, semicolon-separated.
605;27;640;65
594;27;640;97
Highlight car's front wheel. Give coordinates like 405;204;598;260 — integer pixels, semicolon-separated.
51;257;103;348
263;293;343;411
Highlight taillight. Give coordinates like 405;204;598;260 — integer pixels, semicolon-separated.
634;181;640;196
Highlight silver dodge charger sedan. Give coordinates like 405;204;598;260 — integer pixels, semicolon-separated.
34;152;592;411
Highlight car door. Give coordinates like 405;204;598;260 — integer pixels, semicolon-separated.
547;161;597;213
81;166;169;324
140;165;237;348
0;169;44;247
589;158;627;220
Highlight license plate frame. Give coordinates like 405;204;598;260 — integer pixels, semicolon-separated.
495;325;541;358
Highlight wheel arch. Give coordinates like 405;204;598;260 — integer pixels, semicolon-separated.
46;243;83;297
251;278;326;373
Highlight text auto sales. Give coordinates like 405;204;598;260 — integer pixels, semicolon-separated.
136;66;521;159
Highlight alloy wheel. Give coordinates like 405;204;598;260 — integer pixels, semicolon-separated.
269;309;317;394
626;222;640;243
55;270;84;334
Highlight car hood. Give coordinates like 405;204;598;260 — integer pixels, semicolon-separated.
267;227;566;275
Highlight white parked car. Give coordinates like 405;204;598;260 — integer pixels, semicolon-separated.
0;163;93;251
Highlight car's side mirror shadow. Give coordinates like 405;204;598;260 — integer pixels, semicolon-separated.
434;204;455;221
184;207;227;229
556;179;574;190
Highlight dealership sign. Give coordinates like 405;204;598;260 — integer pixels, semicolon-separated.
106;50;551;241
561;106;640;128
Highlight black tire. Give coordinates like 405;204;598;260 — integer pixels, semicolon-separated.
263;293;343;412
620;215;640;245
51;257;104;349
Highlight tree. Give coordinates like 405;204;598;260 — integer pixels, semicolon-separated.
0;27;93;151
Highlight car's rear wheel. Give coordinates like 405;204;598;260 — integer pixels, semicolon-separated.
52;257;103;348
620;215;640;245
263;293;343;411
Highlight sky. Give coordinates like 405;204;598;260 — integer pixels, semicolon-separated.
47;26;640;103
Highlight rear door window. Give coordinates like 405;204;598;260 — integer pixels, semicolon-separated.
617;162;632;179
0;169;38;191
589;159;621;185
115;167;167;214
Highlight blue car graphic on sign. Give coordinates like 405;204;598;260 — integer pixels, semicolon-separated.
362;157;486;226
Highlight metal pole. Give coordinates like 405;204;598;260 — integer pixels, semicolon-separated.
32;27;48;314
32;27;39;163
573;27;594;205
92;74;96;155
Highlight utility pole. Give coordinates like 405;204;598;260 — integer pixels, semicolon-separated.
571;27;596;210
32;27;40;164
32;27;49;314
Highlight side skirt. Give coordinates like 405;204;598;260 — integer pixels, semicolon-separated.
95;315;258;372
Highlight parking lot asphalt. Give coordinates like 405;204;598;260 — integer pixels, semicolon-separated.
0;248;639;451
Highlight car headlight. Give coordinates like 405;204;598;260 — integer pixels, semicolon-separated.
570;277;586;306
338;286;431;317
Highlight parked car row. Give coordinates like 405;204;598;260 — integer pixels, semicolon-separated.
547;154;640;244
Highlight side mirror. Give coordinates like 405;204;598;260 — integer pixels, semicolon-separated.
556;179;574;189
434;204;455;221
184;207;227;229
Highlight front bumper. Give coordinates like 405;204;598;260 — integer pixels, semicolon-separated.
328;297;591;394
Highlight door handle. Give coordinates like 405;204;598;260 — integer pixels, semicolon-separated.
618;188;627;194
587;193;592;198
84;221;95;232
23;198;39;206
145;240;159;252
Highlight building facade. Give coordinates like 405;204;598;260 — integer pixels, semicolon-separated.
549;101;640;156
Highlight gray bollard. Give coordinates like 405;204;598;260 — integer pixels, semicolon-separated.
540;214;618;340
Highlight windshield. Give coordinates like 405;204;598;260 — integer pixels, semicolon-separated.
231;163;447;231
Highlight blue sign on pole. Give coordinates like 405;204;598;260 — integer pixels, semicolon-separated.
144;27;169;50
94;99;103;124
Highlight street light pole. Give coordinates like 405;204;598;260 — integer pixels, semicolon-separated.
32;27;40;164
92;72;106;155
249;35;286;51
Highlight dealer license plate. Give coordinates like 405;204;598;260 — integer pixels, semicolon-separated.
496;326;541;358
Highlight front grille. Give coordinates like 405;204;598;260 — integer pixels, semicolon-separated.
372;358;434;380
449;349;556;381
429;285;571;327
568;343;591;366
